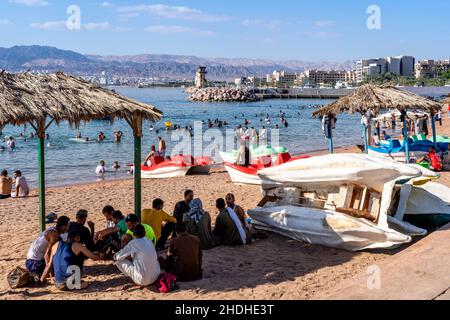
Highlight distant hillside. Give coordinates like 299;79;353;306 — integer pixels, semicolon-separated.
0;45;354;80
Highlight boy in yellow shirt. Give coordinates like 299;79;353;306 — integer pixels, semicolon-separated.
142;199;177;250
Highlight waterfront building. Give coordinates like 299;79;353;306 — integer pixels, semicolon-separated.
266;70;297;88
415;60;450;78
356;55;415;82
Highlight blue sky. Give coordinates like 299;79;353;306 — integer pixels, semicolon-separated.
0;0;449;61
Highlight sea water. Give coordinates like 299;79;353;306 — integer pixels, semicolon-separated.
0;87;363;188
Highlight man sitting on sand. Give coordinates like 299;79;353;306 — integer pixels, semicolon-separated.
114;224;161;287
122;214;156;248
26;216;70;281
160;222;202;282
12;170;29;198
142;199;177;251
173;190;194;224
102;205;115;229
214;198;249;246
0;170;12;199
68;209;95;251
183;198;215;250
53;230;104;290
94;210;127;257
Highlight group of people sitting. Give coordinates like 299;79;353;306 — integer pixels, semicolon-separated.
24;189;260;290
0;169;29;199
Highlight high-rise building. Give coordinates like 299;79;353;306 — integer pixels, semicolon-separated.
356;55;415;82
399;56;415;77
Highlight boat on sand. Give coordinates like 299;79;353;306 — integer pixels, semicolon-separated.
132;155;215;179
248;153;450;251
224;152;310;185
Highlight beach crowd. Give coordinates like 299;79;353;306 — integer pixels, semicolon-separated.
22;190;263;291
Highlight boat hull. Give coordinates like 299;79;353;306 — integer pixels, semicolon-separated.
368;149;428;162
248;205;411;251
224;164;261;185
141;165;191;179
187;164;213;175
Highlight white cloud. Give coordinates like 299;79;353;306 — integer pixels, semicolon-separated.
314;20;336;27
83;22;111;30
0;19;11;25
97;1;113;8
30;21;66;30
117;4;230;22
303;31;336;39
242;18;282;30
30;21;116;31
145;25;216;36
263;38;274;43
9;0;49;6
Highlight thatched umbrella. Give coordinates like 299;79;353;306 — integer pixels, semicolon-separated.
0;71;163;231
312;84;442;162
442;97;450;106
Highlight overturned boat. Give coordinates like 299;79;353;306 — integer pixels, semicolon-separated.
248;153;449;251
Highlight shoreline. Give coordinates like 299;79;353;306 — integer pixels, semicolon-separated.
34;143;358;192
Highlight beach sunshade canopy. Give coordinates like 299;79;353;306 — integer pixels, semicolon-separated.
312;84;443;118
0;71;162;127
0;71;163;231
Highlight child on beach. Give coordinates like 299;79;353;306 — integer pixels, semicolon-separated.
95;160;106;176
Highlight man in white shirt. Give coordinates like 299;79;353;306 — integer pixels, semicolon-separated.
13;170;29;198
95;160;106;176
114;224;161;287
6;137;15;150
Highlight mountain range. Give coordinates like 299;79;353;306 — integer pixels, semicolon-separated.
0;45;355;80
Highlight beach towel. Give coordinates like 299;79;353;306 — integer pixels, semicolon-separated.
226;207;247;245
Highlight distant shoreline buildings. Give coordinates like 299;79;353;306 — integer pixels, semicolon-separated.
234;55;450;89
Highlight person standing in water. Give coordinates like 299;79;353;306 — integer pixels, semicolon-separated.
114;131;123;143
96;160;106;176
158;137;167;158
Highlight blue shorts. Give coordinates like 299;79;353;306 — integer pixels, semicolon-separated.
26;259;46;275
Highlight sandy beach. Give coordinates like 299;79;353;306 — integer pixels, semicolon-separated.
1;115;449;300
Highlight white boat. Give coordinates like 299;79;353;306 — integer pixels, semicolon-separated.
248;153;450;251
368;149;428;163
224;153;310;185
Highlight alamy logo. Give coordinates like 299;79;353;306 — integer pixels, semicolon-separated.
367;5;382;30
367;265;381;290
66;5;81;31
66;265;81;290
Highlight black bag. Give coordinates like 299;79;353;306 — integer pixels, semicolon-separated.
7;267;34;289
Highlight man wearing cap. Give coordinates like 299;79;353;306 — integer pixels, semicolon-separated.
121;214;156;248
68;209;95;251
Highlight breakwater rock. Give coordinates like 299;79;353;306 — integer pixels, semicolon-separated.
187;87;258;102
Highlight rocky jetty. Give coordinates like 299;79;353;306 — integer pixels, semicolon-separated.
187;87;258;102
